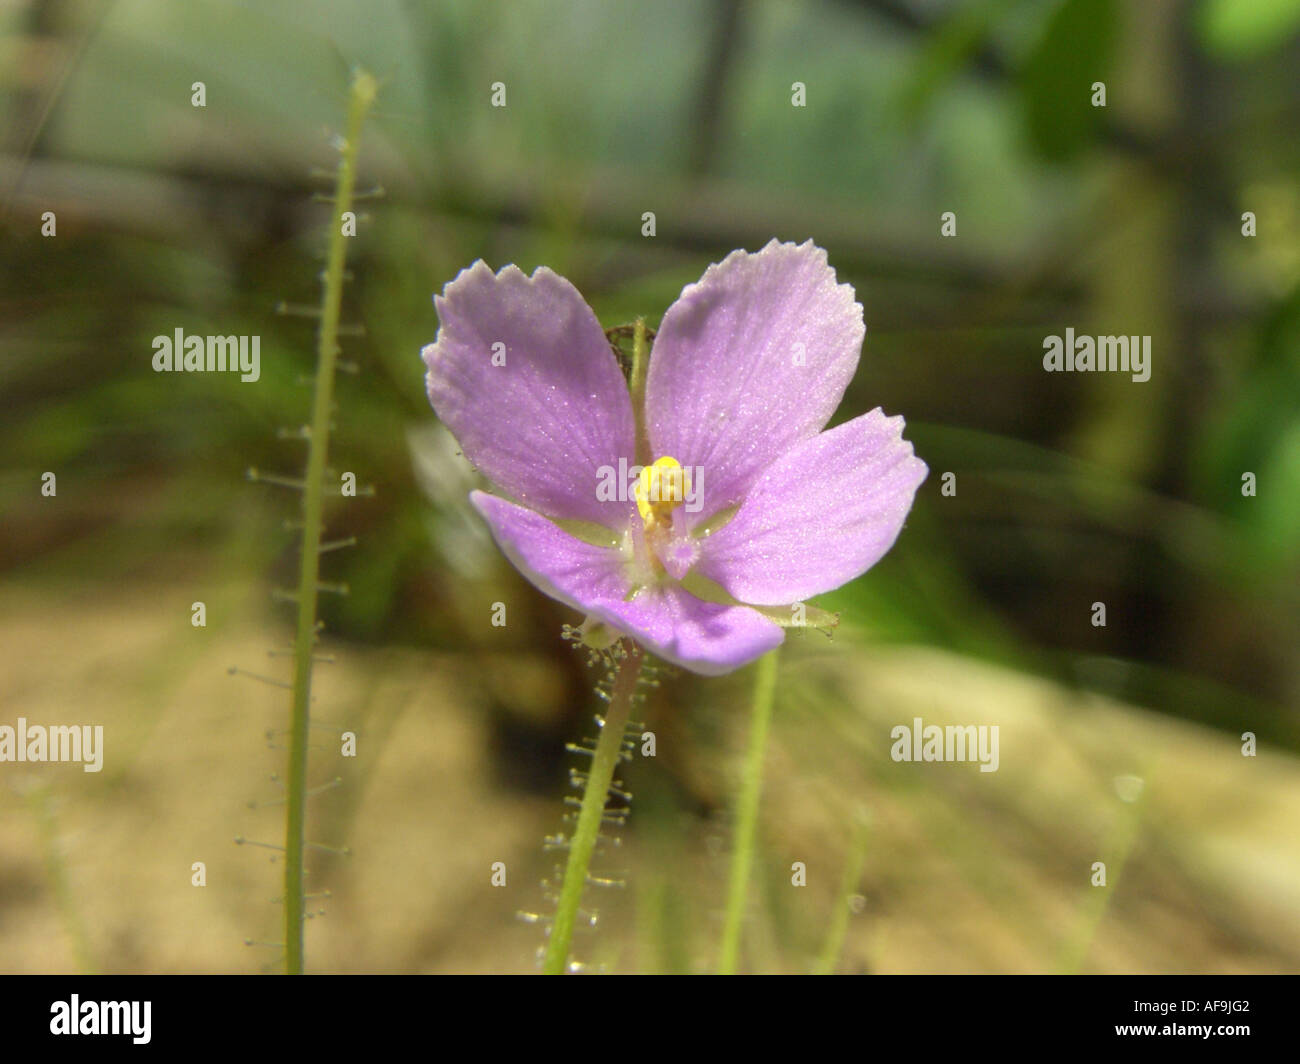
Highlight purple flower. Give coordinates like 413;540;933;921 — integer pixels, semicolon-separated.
422;239;927;675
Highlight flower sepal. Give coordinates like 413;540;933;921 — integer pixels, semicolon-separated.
750;601;841;635
678;570;840;635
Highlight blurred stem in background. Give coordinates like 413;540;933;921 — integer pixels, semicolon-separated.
1055;771;1148;974
718;648;779;974
813;808;872;975
630;316;651;464
23;780;96;975
543;641;644;974
283;68;376;976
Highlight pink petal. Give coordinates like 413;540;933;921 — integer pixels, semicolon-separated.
695;409;927;605
472;492;784;675
645;240;864;526
424;262;636;527
598;582;784;677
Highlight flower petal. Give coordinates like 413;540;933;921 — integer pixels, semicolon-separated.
597;582;784;676
424;262;635;527
695;409;927;605
645;240;865;524
472;491;784;675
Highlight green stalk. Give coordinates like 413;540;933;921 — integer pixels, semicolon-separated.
717;648;779;974
812;810;871;975
543;642;644;974
1055;775;1147;974
283;69;376;976
25;782;96;974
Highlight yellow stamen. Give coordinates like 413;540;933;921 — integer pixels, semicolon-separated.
634;456;689;531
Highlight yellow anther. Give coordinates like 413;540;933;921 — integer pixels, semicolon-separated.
635;456;689;530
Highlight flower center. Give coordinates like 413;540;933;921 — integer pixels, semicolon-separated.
634;455;689;533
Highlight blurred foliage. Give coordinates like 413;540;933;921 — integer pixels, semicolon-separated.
2;0;1298;738
0;0;1299;972
1019;0;1117;162
1199;0;1300;58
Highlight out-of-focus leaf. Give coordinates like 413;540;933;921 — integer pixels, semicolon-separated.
1194;285;1300;572
1198;0;1300;58
1018;0;1118;162
898;0;1022;124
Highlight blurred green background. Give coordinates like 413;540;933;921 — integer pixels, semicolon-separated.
1;0;1298;973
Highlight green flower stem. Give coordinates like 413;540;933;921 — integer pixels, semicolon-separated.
283;68;376;976
813;809;871;975
543;641;644;974
717;648;779;975
1055;775;1147;974
25;782;96;974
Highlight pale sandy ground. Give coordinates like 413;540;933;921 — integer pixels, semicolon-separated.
1;573;1297;974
